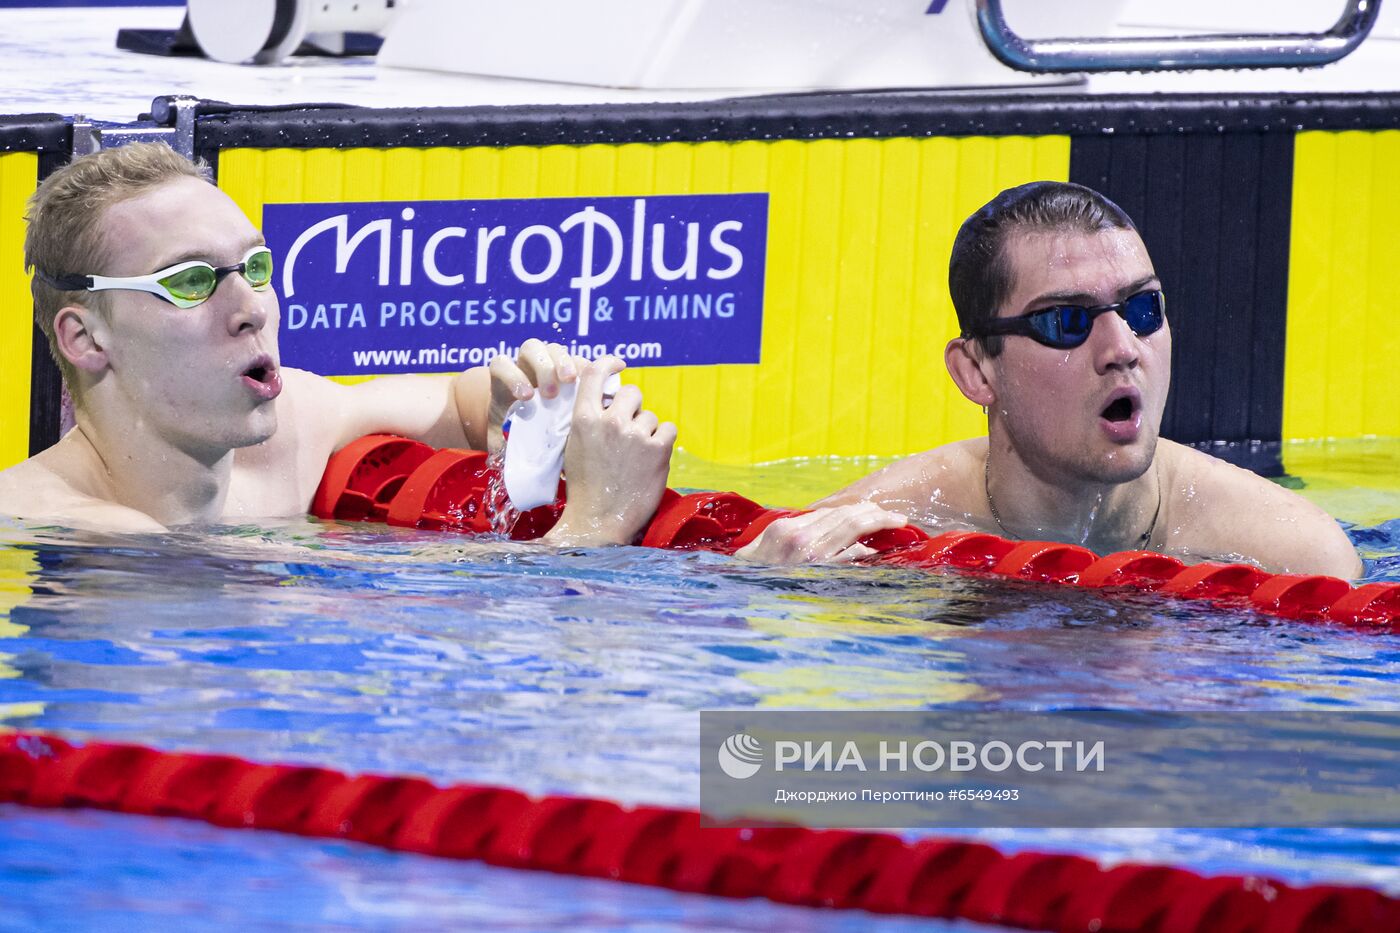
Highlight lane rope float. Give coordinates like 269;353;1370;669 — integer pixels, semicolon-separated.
311;435;1400;632
3;733;1396;933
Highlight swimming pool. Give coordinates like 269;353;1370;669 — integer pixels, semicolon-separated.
1;440;1397;930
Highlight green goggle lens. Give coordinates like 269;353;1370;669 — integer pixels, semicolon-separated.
159;265;218;303
243;248;273;288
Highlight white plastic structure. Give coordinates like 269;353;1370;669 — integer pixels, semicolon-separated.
377;0;1125;90
186;0;397;65
502;373;621;512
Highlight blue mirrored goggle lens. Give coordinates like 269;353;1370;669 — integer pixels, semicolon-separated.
1026;291;1164;347
1027;305;1092;344
1122;289;1164;334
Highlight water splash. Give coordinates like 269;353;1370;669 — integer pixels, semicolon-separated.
484;447;521;535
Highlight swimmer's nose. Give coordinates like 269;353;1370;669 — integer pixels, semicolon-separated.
222;275;270;336
1091;308;1140;373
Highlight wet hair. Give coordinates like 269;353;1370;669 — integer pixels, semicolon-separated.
949;181;1137;356
25;142;212;391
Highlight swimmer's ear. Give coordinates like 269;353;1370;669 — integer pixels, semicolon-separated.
53;304;110;374
945;337;996;409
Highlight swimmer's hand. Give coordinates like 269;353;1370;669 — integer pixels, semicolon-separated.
542;357;677;547
486;338;590;453
735;503;907;564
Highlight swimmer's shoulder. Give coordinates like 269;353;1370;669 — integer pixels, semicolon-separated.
0;454;164;532
1159;439;1309;519
1157;439;1361;577
0;451;73;514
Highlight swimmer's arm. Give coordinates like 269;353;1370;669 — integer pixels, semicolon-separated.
291;369;474;451
715;448;943;563
809;450;955;514
735;449;971;563
292;339;583;453
734;502;907;564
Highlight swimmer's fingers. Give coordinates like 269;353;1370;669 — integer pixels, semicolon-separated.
734;511;834;563
544;342;583;386
736;503;906;565
486;353;531;452
606;385;644;422
485;341;586;452
573;356;627;420
488;352;530;405
514;338;579;400
800;505;907;561
832;542;878;563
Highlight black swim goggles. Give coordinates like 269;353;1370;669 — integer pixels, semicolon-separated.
36;246;274;310
965;289;1166;350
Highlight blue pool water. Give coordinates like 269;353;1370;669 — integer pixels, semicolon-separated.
1;442;1398;931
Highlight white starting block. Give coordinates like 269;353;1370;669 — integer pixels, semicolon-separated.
186;0;396;64
375;0;1122;91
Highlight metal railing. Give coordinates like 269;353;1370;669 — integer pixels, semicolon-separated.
976;0;1383;72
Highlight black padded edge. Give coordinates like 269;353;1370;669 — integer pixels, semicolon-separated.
1071;130;1295;457
28;322;61;458
195;91;1400;150
27;151;70;457
0;115;70;154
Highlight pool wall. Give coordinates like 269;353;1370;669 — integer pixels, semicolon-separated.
3;94;1399;469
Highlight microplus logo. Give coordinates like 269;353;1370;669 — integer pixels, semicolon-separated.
262;194;769;375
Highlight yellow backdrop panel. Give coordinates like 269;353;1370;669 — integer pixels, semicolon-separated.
0;152;36;470
1285;129;1400;442
219;137;1069;463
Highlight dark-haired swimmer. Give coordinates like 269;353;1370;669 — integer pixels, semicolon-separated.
0;142;674;541
739;182;1362;578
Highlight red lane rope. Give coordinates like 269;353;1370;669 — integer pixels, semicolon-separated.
4;733;1396;932
312;435;1400;633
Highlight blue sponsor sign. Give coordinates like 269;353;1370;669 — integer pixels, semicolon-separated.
262;193;769;374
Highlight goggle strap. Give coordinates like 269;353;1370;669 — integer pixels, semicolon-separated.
34;270;94;292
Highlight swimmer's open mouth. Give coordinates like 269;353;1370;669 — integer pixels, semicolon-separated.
242;354;277;384
240;356;282;400
1101;395;1138;423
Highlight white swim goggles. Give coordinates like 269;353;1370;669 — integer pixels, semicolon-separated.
38;246;274;310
